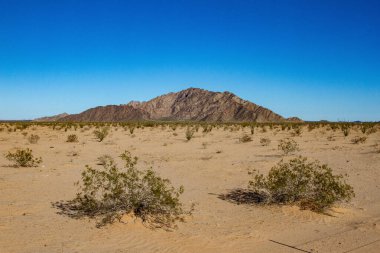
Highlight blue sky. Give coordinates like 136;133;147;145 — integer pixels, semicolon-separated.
0;0;379;121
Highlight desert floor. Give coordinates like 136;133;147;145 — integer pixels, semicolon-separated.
1;125;380;253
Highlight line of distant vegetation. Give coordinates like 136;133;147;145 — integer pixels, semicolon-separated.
0;120;379;132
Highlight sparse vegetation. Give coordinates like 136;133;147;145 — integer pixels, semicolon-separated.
54;151;189;229
66;134;79;143
239;134;252;143
5;148;42;167
248;157;355;212
341;125;350;137
250;125;255;135
291;127;302;137
351;136;367;144
28;134;40;144
96;154;113;166
327;135;335;141
185;127;194;141
93;127;109;142
260;138;271;146
278;138;299;155
129;126;135;134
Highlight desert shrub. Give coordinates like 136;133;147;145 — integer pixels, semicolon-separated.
278;138;299;155
291;127;302;137
248;157;354;212
308;124;316;132
202;125;212;133
93;127;109;142
250;125;255;135
185;127;194;141
54;151;189;229
28;134;40;144
66;134;78;143
351;136;367;144
129;126;135;134
260;138;271;146
366;127;377;135
96;154;114;166
341;125;350;137
239;134;252;143
22;132;28;137
327;135;335;141
360;125;368;134
5;148;42;167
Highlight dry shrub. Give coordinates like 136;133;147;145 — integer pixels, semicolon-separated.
66;134;78;143
28;134;40;144
239;134;252;143
93;127;109;142
260;138;271;146
327;135;335;141
53;151;190;229
278;138;299;155
290;127;302;137
248;157;354;212
185;127;194;141
5;148;42;167
351;136;367;144
341;125;350;137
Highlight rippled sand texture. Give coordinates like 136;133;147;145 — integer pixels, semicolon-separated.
1;125;380;253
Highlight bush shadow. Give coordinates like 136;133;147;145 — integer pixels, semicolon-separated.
217;188;266;205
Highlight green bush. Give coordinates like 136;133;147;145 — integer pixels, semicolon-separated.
248;157;354;212
28;134;40;144
5;148;42;167
66;134;78;143
93;127;109;142
54;151;189;229
278;138;299;155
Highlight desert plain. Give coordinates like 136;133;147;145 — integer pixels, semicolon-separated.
1;123;380;253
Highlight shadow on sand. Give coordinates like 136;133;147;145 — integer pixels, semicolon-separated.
216;188;266;205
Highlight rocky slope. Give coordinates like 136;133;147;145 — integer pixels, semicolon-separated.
34;113;69;122
57;88;290;122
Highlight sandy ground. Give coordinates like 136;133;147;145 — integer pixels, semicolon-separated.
1;124;380;253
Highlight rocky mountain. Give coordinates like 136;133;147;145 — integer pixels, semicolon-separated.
53;88;293;122
34;113;69;122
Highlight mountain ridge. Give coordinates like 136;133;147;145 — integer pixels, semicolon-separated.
39;88;300;122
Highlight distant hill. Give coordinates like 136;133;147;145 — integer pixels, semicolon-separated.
34;113;69;122
37;88;299;123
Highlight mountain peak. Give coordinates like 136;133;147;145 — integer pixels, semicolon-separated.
49;88;292;122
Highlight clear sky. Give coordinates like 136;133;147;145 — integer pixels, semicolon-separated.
0;0;379;121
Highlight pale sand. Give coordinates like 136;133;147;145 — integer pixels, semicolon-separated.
1;125;380;253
